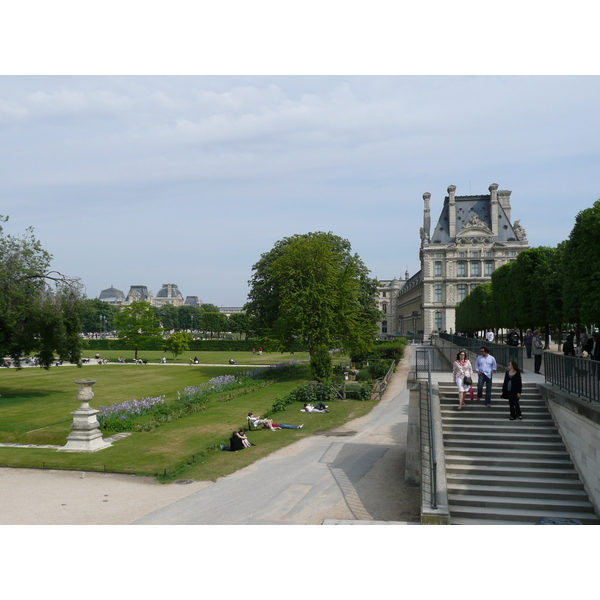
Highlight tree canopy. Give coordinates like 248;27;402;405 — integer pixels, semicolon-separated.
245;232;381;380
114;301;164;359
0;216;84;368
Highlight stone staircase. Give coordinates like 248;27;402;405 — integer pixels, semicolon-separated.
439;381;599;525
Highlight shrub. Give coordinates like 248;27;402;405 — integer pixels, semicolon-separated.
355;368;372;382
369;359;391;380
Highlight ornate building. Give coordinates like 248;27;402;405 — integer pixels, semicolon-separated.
376;183;529;338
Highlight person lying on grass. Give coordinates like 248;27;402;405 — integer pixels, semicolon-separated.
301;403;329;413
247;412;303;430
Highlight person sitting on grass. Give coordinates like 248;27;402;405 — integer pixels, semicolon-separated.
302;403;329;413
236;429;253;448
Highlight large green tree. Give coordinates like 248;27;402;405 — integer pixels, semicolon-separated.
202;311;228;338
562;200;600;325
0;216;84;368
114;301;164;359
245;232;381;380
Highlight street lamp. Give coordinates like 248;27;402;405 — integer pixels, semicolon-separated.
190;315;194;335
99;314;107;336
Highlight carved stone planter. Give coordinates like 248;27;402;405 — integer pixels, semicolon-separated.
58;380;112;453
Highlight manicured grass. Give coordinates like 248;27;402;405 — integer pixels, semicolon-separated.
80;349;310;365
0;361;377;482
0;364;256;444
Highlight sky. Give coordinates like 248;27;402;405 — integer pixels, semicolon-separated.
2;75;599;307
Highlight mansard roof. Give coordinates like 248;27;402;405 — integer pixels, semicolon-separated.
430;194;518;244
156;284;182;298
99;286;125;300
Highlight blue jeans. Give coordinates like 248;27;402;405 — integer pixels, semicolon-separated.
277;423;301;429
477;373;493;404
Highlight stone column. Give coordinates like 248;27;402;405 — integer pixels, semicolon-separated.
58;380;112;453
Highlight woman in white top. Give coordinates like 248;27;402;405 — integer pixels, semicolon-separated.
452;350;473;410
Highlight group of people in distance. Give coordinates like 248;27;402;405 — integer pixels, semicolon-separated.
453;347;523;420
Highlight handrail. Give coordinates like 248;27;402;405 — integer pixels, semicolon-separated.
544;353;600;403
416;348;437;509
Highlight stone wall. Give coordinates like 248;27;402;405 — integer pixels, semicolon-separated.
539;384;600;516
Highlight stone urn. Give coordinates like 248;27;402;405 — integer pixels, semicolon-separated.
58;380;112;453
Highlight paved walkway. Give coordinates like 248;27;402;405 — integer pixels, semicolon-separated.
0;349;420;525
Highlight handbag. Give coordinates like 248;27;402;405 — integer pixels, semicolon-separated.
469;386;475;400
463;376;472;386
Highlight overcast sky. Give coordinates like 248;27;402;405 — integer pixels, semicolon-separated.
1;75;599;306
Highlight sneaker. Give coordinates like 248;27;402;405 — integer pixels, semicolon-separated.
299;424;304;428
509;417;516;420
518;416;523;420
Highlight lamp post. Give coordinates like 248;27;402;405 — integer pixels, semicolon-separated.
190;315;194;335
99;314;107;336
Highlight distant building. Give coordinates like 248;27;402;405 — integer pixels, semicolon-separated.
219;307;243;316
377;183;529;338
98;285;126;305
153;284;184;307
184;296;200;307
124;285;153;305
375;274;409;338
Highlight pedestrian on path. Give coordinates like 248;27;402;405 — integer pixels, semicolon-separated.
452;350;473;410
532;330;544;374
485;329;495;343
475;346;497;406
524;329;533;359
501;360;523;420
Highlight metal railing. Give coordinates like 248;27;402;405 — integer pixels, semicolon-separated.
415;348;437;509
544;353;600;403
371;360;396;401
438;333;524;370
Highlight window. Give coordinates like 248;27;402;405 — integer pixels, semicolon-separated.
434;252;442;258
434;312;442;330
458;260;466;276
458;284;467;301
382;302;387;314
381;321;388;333
509;251;517;257
434;261;442;276
472;251;480;257
382;291;386;298
434;284;442;302
485;260;493;276
485;251;493;257
458;252;465;258
471;261;480;276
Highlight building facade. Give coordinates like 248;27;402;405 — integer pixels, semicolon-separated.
377;183;529;338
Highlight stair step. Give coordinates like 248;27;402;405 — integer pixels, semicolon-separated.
443;431;563;443
444;447;570;460
445;465;580;478
443;439;566;451
447;483;591;501
448;505;599;524
448;493;596;513
446;473;585;489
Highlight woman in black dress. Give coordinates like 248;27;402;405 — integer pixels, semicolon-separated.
501;361;523;420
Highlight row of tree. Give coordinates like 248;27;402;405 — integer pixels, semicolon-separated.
2;215;382;376
80;298;254;338
455;200;600;337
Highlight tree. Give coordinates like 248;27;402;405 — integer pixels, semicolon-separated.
155;303;179;332
163;331;192;360
202;311;228;338
0;215;84;368
178;305;203;333
114;301;164;359
200;303;220;314
80;298;119;333
245;232;381;381
562;200;600;325
228;312;251;338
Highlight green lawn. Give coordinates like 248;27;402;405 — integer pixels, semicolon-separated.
0;361;375;482
81;349;310;365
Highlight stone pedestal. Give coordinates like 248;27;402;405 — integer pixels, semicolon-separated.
58;380;112;453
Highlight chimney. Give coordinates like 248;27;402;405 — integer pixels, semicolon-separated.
423;192;431;240
498;189;512;222
448;185;457;238
489;183;499;236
